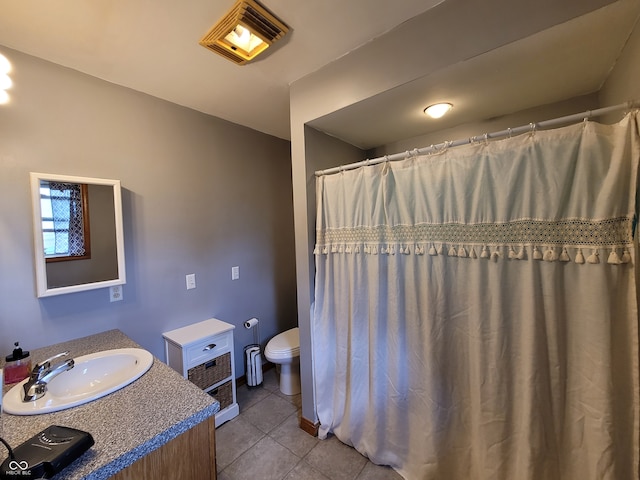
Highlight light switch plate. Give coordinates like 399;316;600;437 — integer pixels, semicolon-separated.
231;266;239;280
186;273;196;290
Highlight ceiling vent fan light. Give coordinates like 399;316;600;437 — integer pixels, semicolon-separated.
424;103;453;119
199;0;289;65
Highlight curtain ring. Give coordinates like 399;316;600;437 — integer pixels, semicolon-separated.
625;100;637;114
529;122;537;135
507;127;512;138
483;133;489;145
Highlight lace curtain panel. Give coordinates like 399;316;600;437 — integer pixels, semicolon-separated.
48;182;86;256
312;112;640;479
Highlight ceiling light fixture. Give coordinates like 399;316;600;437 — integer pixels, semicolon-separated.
0;74;12;90
424;103;453;119
0;53;11;105
0;54;10;74
199;0;289;65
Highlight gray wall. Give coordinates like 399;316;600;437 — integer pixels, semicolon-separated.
599;9;640;111
0;47;297;377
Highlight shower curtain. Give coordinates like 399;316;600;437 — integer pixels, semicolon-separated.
312;112;640;479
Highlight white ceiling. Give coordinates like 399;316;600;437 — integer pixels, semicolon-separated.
0;0;638;147
0;0;442;141
310;0;640;149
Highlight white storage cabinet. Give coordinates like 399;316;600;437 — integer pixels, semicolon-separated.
163;318;239;427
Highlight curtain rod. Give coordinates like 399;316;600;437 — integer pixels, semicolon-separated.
315;101;638;177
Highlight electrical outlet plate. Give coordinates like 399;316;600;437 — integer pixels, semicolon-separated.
232;266;239;280
186;273;196;290
109;285;123;302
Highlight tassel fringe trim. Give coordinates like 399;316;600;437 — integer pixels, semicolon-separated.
314;243;633;266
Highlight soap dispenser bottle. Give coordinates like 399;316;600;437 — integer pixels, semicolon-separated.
4;342;31;385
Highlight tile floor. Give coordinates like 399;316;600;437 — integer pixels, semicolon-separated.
215;368;403;480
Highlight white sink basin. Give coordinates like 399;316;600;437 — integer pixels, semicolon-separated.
2;348;153;415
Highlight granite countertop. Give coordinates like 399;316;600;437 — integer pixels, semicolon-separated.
0;329;220;479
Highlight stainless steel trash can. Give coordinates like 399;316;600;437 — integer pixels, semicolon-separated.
244;344;263;387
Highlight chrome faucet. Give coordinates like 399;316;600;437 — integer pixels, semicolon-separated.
22;351;74;402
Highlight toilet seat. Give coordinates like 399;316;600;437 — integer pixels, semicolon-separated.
265;327;300;360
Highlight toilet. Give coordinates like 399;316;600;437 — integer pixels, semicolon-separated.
264;327;300;395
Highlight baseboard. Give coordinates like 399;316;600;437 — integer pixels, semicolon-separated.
299;416;319;437
236;362;274;388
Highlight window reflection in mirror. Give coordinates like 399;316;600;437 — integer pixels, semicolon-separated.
40;181;91;262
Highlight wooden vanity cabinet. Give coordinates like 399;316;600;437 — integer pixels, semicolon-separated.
110;416;216;480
